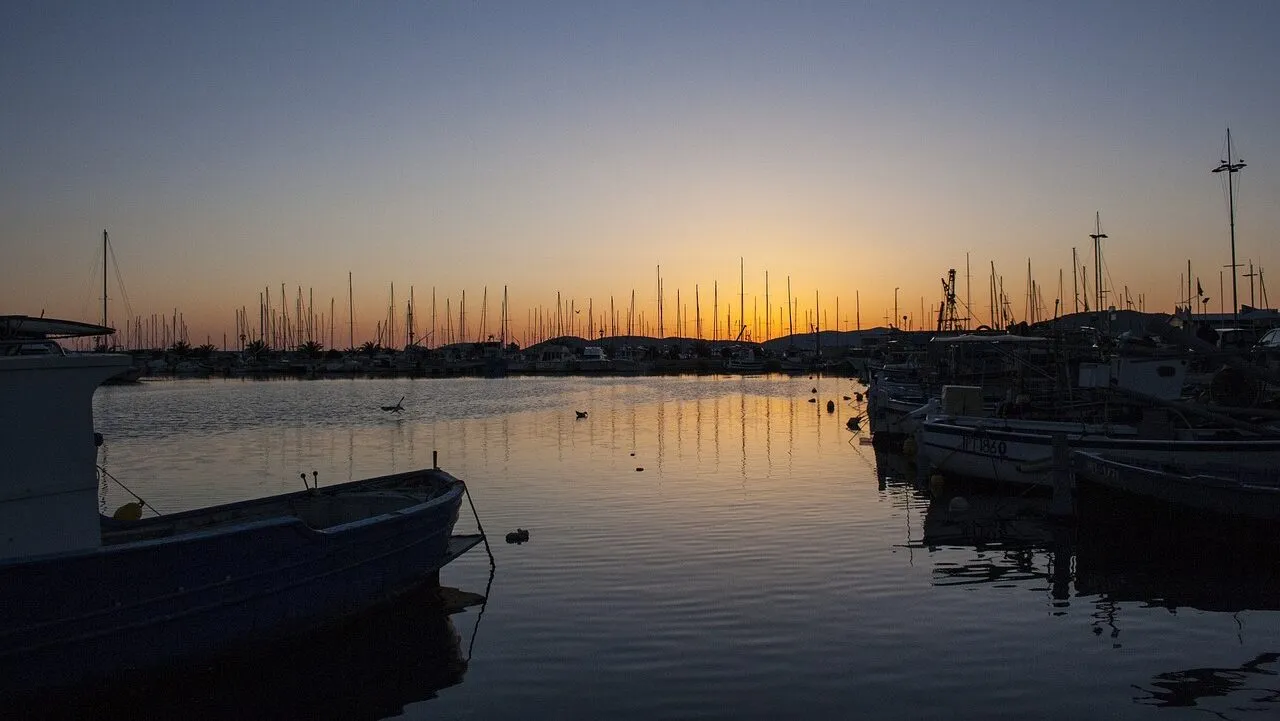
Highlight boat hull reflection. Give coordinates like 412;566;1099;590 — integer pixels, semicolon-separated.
16;583;485;720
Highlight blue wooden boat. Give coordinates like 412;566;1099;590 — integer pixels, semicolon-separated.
0;316;486;696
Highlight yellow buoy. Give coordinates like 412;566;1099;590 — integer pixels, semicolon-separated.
113;502;143;521
929;473;945;496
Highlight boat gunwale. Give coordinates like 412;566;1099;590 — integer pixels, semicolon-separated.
2;468;465;567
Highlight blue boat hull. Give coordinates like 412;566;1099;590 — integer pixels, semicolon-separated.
0;469;472;695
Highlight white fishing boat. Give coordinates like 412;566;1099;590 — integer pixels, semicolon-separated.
577;346;613;372
919;413;1280;488
725;346;765;373
1072;450;1280;522
533;344;573;372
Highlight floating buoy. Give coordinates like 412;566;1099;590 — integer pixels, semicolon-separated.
929;473;945;496
630;452;636;456
113;502;143;521
843;395;851;401
855;392;863;402
811;387;818;394
575;410;588;418
635;467;644;472
505;528;530;544
902;437;917;455
846;417;860;430
807;398;816;403
826;400;835;413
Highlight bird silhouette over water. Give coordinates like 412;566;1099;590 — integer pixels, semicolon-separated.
381;396;405;413
575;410;588;419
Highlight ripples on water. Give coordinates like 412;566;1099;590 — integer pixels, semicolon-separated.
76;376;1280;720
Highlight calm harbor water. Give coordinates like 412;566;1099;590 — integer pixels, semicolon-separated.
51;375;1280;718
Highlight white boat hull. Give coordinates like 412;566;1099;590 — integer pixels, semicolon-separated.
918;419;1280;487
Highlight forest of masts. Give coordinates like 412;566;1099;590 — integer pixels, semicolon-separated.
93;248;1269;353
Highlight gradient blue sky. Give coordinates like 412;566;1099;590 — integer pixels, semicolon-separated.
3;1;1278;345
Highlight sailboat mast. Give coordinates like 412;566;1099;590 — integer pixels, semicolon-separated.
786;276;793;338
1072;248;1079;313
1089;212;1107;312
1213;128;1246;323
965;252;971;330
101;230;108;333
765;271;770;341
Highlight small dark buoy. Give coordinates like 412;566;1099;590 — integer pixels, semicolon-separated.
636;467;644;471
855;392;863;402
847;416;861;430
843;395;851;401
811;387;818;394
575;410;588;419
807;398;816;403
630;452;636;456
826;400;835;413
505;528;530;544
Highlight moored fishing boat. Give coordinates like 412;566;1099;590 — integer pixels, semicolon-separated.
1071;450;1280;522
0;315;487;696
577;345;613;372
725;346;765;373
919;414;1280;488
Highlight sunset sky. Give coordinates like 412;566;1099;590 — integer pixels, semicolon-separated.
3;1;1278;348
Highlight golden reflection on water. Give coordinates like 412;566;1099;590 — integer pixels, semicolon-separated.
94;376;859;513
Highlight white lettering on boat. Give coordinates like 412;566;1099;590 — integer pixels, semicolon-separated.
961;435;1008;457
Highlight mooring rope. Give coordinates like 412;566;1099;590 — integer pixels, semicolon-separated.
460;480;496;568
97;464;160;516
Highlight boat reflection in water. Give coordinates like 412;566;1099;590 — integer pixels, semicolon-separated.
22;582;489;721
891;449;1280;716
1132;652;1280;713
881;446;1280;615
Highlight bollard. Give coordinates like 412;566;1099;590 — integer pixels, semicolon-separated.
1048;433;1073;518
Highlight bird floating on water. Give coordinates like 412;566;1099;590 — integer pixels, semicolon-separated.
380;396;405;413
505;528;530;544
575;410;588;419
